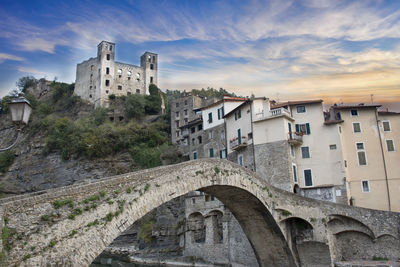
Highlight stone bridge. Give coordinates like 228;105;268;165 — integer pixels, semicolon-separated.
0;159;399;266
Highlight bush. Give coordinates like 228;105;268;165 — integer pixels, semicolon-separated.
16;76;37;93
0;151;15;173
108;94;116;100
36;103;53;117
124;94;145;119
130;144;161;169
92;107;108;126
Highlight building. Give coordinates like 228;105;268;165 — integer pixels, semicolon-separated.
326;104;400;211
75;41;158;107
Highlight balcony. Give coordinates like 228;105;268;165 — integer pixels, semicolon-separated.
181;129;189;137
229;136;248;150
270;108;291;117
288;132;303;145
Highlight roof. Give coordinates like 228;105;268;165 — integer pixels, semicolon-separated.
201;96;247;110
223;100;251;118
331;104;381;110
378;111;400;116
179;117;202;129
271;99;323;109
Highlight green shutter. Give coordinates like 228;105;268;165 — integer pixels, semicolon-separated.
219;150;222;158
222;107;225;117
295;124;299;132
238;129;241;145
238;110;241;118
209;148;214;157
306;123;311;134
208;112;212;123
235;112;237;120
218;109;221;120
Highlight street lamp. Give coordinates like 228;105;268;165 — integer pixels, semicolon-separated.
0;96;32;151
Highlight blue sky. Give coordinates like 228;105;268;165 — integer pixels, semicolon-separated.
1;0;400;105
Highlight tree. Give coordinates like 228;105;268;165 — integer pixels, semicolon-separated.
145;84;162;114
124;94;145;119
16;76;37;93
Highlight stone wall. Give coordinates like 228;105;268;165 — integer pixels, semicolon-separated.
254;141;292;191
227;144;255;170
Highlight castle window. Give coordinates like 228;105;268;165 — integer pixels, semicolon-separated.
153;56;155;62
150;64;154;70
106;67;109;74
106;90;109;94
89;94;92;98
109;45;112;51
136;89;140;94
90;65;94;71
127;92;131;95
90;74;93;80
90;86;92;90
150;76;153;83
106;54;110;60
118;69;122;75
118;85;122;90
136;73;140;80
127;71;132;76
128;77;131;80
105;80;110;86
148;55;151;62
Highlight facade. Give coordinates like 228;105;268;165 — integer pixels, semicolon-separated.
75;41;158;107
327;105;400;212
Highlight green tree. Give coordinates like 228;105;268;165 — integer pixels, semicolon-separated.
124;94;145;119
16;76;37;93
145;84;161;114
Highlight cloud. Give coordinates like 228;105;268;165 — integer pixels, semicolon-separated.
0;53;24;63
18;67;46;75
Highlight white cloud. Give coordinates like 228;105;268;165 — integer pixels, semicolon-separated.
0;53;24;63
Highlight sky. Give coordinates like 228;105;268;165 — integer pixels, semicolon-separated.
0;0;400;107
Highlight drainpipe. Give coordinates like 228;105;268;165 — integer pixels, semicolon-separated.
375;109;391;211
250;100;256;172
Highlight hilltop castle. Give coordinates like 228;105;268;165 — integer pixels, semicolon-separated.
75;41;158;107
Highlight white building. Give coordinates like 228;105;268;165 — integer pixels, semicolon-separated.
75;41;158;107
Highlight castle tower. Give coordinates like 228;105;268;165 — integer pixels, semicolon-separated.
141;52;158;95
98;41;115;107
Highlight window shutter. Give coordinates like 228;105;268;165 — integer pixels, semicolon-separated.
306;123;311;134
218;109;221;120
222;107;225;117
295;124;299;132
235;112;237;120
238;110;241;118
219;150;222;158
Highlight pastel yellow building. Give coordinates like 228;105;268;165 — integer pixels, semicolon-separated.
330;104;400;212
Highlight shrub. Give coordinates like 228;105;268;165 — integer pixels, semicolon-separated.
36;103;53;117
0;151;15;173
138;217;155;243
124;94;145;119
92;107;108;126
130;144;161;169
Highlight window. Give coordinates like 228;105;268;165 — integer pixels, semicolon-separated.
127;71;131;76
148;55;151;62
290;145;295;157
292;164;298;183
218;108;221;120
127;92;131;95
193;151;197;160
105;80;110;86
296;106;306;113
90;65;94;71
301;147;310;158
238;154;243;166
150;76;153;83
136;89;140;94
184;109;188;116
220;149;227;159
136;73;140;80
329;144;337;150
105;90;109;94
106;54;110;60
118;85;122;90
295;123;311;135
192;138;195;145
386;139;395;152
118;69;122;75
106;67;110;74
217;107;224;120
356;142;367;165
198;136;202;144
350;109;358;116
304;169;313;186
208;112;213;123
184;118;188;124
150;64;154;70
238;109;241;118
191;127;195;133
176;131;180;137
152;55;155;62
198;124;202;131
382;121;391;132
353;122;361;133
361;180;370;192
176;120;179;127
209;148;214;158
184;100;188;105
175;112;179;118
247;132;252;140
176;103;179;108
221;130;225;140
128;77;131;80
89;94;92;98
237;128;242;145
109;45;112;51
209;131;213;139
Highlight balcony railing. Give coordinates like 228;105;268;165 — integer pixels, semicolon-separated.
229;136;248;150
288;132;303;145
270;108;291;117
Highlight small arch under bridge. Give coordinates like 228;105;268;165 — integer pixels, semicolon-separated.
0;159;399;266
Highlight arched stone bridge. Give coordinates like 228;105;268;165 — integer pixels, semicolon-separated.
0;159;399;266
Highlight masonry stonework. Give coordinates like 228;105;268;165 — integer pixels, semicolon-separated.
0;159;399;266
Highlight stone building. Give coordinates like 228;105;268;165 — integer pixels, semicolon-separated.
75;41;158;107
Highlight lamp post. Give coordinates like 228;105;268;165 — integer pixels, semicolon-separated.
0;96;32;151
